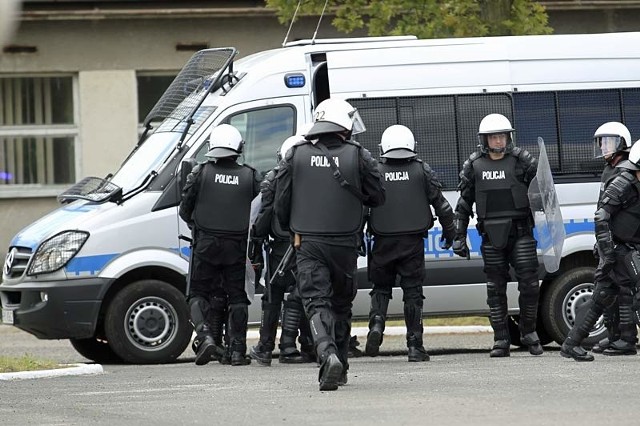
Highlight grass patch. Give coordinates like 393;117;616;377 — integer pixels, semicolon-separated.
354;316;490;328
0;355;61;373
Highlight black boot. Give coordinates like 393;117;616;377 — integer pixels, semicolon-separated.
250;305;280;366
521;332;544;356
604;293;638;356
209;296;228;362
189;297;224;365
404;297;429;362
407;335;430;362
560;336;594;361
365;289;390;357
487;282;510;358
279;303;305;364
560;303;602;362
365;315;384;357
594;301;620;353
228;303;251;366
335;317;352;378
591;338;611;354
490;340;510;358
318;353;343;392
603;339;638;356
309;310;337;372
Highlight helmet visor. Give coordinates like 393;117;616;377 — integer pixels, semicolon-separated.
350;109;366;136
594;136;620;158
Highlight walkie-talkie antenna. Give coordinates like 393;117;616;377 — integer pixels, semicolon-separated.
311;0;329;45
282;0;302;47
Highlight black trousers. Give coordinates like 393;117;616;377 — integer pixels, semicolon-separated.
296;239;358;368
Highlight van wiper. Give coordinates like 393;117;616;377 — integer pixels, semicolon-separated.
57;177;123;205
120;171;158;203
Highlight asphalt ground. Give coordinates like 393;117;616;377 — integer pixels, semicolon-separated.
2;325;640;425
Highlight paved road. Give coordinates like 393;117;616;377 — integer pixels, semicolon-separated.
2;325;640;425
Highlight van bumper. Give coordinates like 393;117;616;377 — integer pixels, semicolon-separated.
0;277;114;339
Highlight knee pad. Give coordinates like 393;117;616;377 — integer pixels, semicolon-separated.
594;290;617;309
402;285;424;304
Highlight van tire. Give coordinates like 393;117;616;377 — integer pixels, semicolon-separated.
541;267;605;347
69;337;123;364
104;280;191;364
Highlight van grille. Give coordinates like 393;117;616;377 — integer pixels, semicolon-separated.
3;246;33;279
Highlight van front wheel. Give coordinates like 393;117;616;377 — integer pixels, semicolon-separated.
541;267;606;347
69;336;122;364
104;280;191;364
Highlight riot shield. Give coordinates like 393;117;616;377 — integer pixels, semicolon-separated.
244;194;262;303
528;137;565;273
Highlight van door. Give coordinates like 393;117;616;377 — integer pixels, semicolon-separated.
177;96;308;282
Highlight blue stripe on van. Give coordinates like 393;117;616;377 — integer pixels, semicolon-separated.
65;253;118;276
424;218;594;257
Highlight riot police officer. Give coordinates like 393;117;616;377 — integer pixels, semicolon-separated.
561;129;640;362
179;124;261;366
589;122;634;354
249;134;315;366
275;98;385;391
365;125;455;362
452;114;542;358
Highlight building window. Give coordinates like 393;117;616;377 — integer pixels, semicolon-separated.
137;74;177;126
0;76;77;189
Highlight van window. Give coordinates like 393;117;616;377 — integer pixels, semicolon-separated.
194;105;295;174
351;88;640;189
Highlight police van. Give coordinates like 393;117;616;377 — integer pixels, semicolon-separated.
3;32;640;363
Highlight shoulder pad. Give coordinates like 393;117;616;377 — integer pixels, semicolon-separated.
511;146;523;156
414;158;423;164
345;139;362;148
619;170;636;183
468;151;482;163
242;163;257;172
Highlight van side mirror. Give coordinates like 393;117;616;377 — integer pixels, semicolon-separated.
178;159;197;195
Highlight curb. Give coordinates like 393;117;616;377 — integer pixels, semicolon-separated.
0;363;104;381
246;325;492;339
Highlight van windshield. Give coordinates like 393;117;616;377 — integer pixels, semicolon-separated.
111;132;180;190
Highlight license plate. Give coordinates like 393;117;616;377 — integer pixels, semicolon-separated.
2;309;14;325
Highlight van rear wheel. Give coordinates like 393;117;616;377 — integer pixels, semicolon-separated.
541;267;606;347
104;280;191;364
69;336;122;364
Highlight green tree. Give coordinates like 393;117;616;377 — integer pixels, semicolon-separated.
265;0;552;39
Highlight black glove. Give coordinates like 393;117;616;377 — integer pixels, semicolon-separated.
440;226;455;250
452;236;469;259
248;238;264;267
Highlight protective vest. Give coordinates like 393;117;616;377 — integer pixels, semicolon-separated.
369;160;432;236
474;154;529;220
611;180;640;243
193;161;255;234
290;141;363;235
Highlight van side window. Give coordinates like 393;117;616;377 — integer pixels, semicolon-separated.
351;88;640;189
350;94;512;190
193;106;295;174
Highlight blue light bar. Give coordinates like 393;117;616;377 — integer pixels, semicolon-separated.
284;73;305;88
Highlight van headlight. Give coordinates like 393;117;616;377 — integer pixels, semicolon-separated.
28;231;89;276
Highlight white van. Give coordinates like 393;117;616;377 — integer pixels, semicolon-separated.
3;32;640;363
